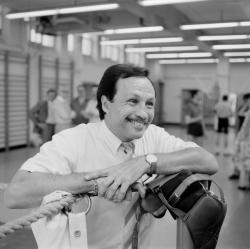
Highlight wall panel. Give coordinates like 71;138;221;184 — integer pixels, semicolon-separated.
7;52;29;148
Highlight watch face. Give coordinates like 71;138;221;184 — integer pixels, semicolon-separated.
147;154;157;163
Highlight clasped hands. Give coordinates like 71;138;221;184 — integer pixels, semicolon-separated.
85;156;148;202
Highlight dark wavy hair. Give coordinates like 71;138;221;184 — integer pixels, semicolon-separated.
97;64;154;120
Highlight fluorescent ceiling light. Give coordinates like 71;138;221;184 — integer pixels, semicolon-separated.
146;52;212;59
126;47;161;52
213;44;250;50
159;58;218;64
198;34;250;41
159;59;186;64
101;39;140;45
181;22;239;30
125;46;198;53
101;37;183;45
161;45;198;51
104;26;163;34
224;52;250;57
240;21;250;26
186;59;217;64
6;3;119;19
229;58;250;63
139;0;209;6
140;37;183;43
147;53;180;59
181;21;250;30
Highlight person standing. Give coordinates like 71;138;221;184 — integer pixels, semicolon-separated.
29;88;56;144
53;89;75;133
236;93;250;132
214;95;233;155
185;90;206;146
71;84;89;126
84;84;100;123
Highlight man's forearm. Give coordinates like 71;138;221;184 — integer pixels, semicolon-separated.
155;147;218;176
4;171;95;209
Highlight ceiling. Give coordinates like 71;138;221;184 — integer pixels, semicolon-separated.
1;0;250;59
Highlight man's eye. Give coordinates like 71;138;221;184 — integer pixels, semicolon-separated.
147;102;155;107
128;99;138;104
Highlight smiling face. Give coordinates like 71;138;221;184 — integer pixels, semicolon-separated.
102;76;155;142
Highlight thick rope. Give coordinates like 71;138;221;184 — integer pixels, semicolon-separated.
0;194;77;239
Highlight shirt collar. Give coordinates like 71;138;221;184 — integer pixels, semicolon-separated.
100;120;137;155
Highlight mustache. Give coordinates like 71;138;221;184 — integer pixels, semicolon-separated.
128;116;149;124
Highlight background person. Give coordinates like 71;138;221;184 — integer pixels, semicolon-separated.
236;93;250;132
185;90;206;146
84;84;100;123
4;64;218;249
29;88;56;145
53;89;75;133
214;95;233;155
229;93;250;179
71;84;89;126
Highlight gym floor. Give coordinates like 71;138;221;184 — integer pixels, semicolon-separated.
0;125;249;249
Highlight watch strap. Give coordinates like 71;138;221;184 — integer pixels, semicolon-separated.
147;162;157;177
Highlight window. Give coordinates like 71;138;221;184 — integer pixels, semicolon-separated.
29;28;55;47
126;52;145;66
67;34;74;52
100;43;124;62
82;34;92;56
42;34;54;47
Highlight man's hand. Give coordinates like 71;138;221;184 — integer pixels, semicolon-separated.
85;156;147;202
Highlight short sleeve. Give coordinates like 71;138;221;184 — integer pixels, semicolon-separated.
152;125;199;153
20;128;79;175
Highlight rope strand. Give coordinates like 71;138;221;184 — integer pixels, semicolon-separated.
0;194;76;239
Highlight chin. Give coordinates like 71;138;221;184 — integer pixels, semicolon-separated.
132;130;146;140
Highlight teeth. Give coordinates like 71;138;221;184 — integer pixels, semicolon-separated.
132;120;145;129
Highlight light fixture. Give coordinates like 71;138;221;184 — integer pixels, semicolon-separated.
181;21;250;30
6;3;119;19
159;58;218;64
140;37;183;43
146;52;212;59
125;46;198;53
100;37;183;45
224;52;250;57
213;44;250;50
198;34;250;41
101;39;140;45
181;22;239;30
139;0;209;6
229;58;250;63
104;26;164;34
240;21;250;26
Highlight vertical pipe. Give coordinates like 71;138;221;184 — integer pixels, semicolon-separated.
55;58;59;91
4;51;9;151
26;54;30;146
38;55;42;101
70;61;74;100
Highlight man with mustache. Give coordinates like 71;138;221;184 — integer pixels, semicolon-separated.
5;64;218;249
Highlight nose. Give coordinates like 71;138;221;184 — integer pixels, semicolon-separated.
135;104;153;120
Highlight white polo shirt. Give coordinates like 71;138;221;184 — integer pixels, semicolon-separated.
21;121;198;249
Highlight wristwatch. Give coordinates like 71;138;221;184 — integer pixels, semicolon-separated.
145;154;157;176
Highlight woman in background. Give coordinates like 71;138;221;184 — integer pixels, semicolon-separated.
185;90;206;146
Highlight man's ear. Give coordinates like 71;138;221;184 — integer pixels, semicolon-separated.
101;95;110;115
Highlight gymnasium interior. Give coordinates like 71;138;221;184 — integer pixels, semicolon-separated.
0;0;250;248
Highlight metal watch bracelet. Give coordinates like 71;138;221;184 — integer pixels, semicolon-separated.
89;179;98;196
